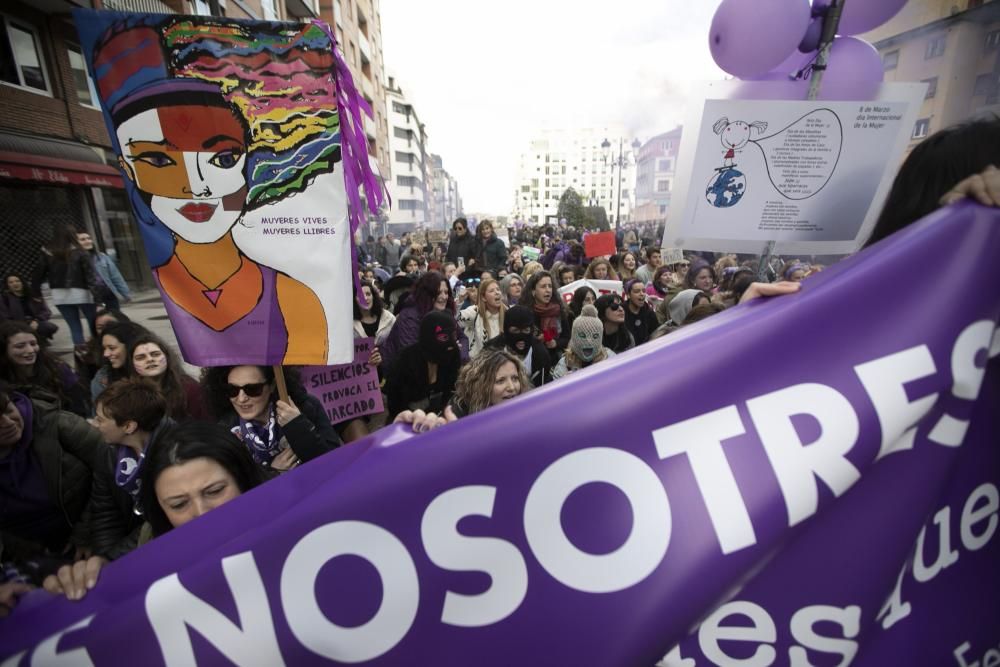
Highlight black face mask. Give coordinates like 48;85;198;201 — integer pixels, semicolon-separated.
419;312;457;363
504;329;533;355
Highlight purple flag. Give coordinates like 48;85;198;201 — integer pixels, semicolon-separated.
1;203;997;665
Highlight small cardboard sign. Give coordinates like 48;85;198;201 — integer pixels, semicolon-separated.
302;337;384;423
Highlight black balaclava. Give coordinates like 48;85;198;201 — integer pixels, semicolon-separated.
503;305;534;356
419;311;458;363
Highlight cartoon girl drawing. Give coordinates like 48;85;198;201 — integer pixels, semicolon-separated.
712;117;768;170
90;22;331;365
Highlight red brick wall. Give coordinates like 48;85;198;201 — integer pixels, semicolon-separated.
0;4;111;149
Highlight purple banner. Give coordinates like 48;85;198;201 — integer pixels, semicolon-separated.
302;338;384;423
1;203;998;665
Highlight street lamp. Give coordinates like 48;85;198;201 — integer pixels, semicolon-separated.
602;137;641;236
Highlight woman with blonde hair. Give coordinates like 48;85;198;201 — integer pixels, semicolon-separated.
450;348;531;417
459;277;507;358
584;257;619;281
521;261;544;282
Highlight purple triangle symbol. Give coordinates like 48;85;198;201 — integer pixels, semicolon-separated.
203;289;222;306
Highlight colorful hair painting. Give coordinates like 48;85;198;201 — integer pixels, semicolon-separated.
75;9;370;367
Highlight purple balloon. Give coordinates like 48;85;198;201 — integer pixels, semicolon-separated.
836;0;907;35
799;16;823;52
818;36;883;100
709;0;812;79
746;49;813;81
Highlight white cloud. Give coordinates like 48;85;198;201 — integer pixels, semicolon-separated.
380;0;725;214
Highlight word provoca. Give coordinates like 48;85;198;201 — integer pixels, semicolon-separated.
17;318;1000;666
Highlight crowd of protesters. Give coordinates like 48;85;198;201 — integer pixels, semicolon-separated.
0;118;997;614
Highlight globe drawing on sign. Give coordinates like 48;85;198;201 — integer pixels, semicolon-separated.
705;168;746;208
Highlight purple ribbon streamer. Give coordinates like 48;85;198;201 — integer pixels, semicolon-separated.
311;19;388;310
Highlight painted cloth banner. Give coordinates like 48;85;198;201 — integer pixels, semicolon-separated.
74;10;361;366
302;338;384;423
1;203;998;665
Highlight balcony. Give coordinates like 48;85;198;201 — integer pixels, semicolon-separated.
358;32;372;64
285;0;318;19
364;114;376;139
360;74;374;101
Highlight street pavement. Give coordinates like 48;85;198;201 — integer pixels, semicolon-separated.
48;290;201;376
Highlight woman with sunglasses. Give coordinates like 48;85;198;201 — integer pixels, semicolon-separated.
594;293;635;354
201;365;340;472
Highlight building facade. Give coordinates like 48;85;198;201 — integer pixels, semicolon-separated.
385;75;430;233
512;128;638;227
320;0;391;187
429;153;462;231
633;127;682;227
0;0;322;291
865;0;999;150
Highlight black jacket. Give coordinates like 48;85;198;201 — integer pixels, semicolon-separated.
33;249;97;294
624;303;659;346
384;345;460;420
445;232;478;265
0;391;103;563
220;394;341;465
475;234;508;273
90;418;174;560
484;334;554;387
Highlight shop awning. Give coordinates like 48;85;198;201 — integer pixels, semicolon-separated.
0;132;123;189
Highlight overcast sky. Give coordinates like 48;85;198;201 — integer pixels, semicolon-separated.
380;0;726;215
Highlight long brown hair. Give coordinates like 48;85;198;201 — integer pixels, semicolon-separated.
477;277;506;338
126;333;191;419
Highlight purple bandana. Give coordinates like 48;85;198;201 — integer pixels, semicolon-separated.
230;403;284;467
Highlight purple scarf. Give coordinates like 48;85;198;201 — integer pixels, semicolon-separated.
114;445;145;515
230;403;284;467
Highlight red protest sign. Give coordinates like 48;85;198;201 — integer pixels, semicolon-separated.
584;231;616;258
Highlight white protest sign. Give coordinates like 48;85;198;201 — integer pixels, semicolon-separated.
558;279;623;305
663;81;926;255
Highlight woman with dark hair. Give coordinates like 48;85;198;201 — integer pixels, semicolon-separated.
445;217;478;266
567;284;598;329
867;116;1000;247
43;421;268;601
623;278;659;346
32;225;99;346
140;421;270;537
353;281;395;344
518;270;570;355
1;273;57;342
384;311;463;421
778;261;808;283
380;271;468;368
645;265;679;309
595;293;635;354
685;260;717;293
0;321;89;416
90;322;148;402
127;332;207;420
474;220;508;274
75;308;131;384
200;364;340;470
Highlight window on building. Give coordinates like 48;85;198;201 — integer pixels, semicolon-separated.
395;151;413;164
261;0;278;20
393;127;411;140
657;159;672;171
882;50;899;71
66;44;98;107
656;180;670;192
392;101;408;114
399;199;420;211
192;0;216;15
925;35;946;59
0;17;49;92
922;77;937;99
397;175;419;187
659;205;667;214
912;118;930;139
973;73;998;99
986;29;1000;51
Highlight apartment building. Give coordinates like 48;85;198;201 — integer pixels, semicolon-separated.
633;127;682;226
865;0;999;149
513;128;638;227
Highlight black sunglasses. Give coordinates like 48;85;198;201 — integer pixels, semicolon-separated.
607;301;624;310
226;382;268;399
